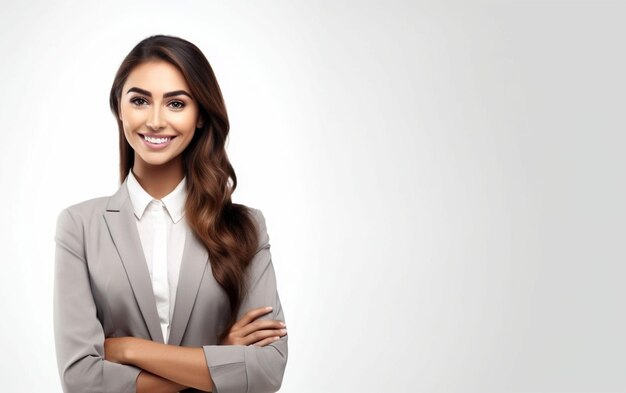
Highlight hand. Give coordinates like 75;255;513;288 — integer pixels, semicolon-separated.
220;306;287;347
104;336;135;364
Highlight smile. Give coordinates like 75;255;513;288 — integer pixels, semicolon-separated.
143;134;174;144
141;134;176;149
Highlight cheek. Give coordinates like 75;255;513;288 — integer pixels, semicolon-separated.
179;129;196;150
120;106;144;129
124;114;143;130
120;113;140;144
169;108;199;131
169;116;197;133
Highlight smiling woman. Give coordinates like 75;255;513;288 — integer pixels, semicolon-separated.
53;35;288;393
119;61;202;163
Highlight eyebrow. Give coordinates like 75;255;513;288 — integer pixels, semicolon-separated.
126;87;193;99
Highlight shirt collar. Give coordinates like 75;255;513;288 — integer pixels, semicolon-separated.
126;169;187;223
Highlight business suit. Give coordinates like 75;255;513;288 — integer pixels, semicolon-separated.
53;175;288;393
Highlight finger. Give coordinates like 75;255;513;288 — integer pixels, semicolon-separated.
237;319;285;338
246;328;287;344
253;336;281;347
232;306;273;330
235;327;285;346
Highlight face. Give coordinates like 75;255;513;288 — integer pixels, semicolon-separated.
119;59;203;168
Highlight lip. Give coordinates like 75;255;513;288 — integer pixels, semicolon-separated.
140;133;177;138
140;133;176;150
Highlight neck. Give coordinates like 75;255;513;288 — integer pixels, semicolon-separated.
131;154;185;199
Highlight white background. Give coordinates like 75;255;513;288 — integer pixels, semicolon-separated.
1;1;624;392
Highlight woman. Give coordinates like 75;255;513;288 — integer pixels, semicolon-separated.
53;35;288;393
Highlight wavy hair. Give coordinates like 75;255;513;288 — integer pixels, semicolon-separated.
108;34;259;342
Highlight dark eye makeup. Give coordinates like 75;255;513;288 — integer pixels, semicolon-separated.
129;97;186;109
130;97;148;106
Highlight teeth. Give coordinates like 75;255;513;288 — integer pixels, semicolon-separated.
144;135;171;144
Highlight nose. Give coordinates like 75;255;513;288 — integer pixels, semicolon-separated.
146;104;166;130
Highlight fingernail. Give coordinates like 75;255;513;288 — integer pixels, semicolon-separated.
280;328;287;334
279;322;286;327
266;306;273;311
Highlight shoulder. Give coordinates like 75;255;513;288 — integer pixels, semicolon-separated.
56;196;111;227
238;204;268;230
54;196;110;253
236;204;270;247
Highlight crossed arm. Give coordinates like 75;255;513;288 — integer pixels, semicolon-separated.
54;207;287;393
105;337;209;392
104;307;288;392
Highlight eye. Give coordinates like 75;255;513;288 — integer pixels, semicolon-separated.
130;97;148;106
169;100;185;109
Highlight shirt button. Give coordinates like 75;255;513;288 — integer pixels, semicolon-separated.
149;200;164;212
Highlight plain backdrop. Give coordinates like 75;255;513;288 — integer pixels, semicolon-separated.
1;0;624;392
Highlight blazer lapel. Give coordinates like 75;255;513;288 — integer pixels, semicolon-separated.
103;177;164;343
103;175;210;346
167;223;209;346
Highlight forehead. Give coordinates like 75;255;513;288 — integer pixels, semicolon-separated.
123;60;191;92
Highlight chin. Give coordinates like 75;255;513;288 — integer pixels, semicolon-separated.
136;153;176;167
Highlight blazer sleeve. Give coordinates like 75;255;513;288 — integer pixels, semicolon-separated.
53;208;143;393
202;208;288;393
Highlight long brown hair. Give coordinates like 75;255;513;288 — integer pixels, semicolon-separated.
108;34;259;342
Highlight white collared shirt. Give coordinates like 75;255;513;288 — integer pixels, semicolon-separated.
126;169;187;344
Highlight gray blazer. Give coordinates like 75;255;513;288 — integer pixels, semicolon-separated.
53;176;288;393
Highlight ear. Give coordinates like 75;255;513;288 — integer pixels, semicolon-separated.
196;117;204;128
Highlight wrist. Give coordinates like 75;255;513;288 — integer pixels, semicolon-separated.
122;337;137;364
